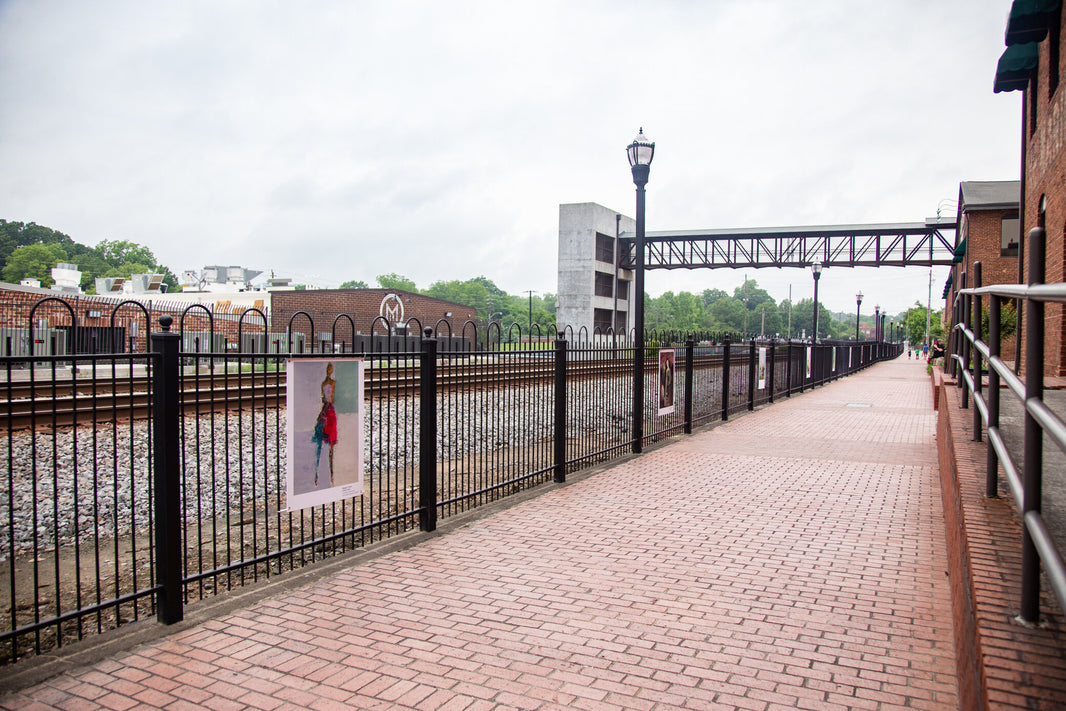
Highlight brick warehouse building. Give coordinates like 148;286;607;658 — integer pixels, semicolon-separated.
269;288;477;351
0;283;476;355
995;0;1066;375
947;181;1021;362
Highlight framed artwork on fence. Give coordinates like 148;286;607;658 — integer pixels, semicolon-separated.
832;348;837;372
805;346;813;379
758;347;767;390
286;358;365;511
658;348;675;416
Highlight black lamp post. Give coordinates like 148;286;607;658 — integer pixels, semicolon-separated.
811;260;823;342
874;305;881;342
855;291;863;340
628;128;654;455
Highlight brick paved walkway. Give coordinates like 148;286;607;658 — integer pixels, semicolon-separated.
1;359;957;710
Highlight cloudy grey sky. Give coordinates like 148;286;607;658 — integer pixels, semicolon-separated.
1;0;1020;316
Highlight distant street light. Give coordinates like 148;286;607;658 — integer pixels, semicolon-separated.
874;305;881;343
855;291;863;341
811;261;823;342
627;128;654;455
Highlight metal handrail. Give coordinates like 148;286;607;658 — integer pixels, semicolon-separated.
952;226;1066;622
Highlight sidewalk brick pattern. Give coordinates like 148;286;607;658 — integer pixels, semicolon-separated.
1;360;957;710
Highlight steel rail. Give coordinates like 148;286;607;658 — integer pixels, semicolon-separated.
1;356;726;430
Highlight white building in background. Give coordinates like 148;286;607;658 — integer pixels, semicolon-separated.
179;266;263;292
50;263;83;293
557;203;635;336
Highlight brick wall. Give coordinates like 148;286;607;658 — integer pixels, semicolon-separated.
269;289;477;339
1023;9;1066;376
0;284;265;353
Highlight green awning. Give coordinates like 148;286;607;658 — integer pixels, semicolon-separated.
995;42;1040;93
952;237;967;263
1005;0;1061;45
942;273;954;299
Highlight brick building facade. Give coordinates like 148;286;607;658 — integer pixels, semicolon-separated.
949;181;1021;362
995;1;1066;375
0;282;264;355
269;289;477;347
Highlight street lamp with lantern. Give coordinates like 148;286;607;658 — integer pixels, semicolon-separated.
628;128;654;454
855;291;863;340
811;260;823;342
874;305;881;342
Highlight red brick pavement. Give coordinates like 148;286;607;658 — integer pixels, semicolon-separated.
1;359;958;710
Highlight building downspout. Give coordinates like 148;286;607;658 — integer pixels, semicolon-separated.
1016;87;1028;374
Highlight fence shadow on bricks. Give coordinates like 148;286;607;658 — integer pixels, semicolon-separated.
0;296;899;664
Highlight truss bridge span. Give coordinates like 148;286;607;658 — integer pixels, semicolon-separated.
619;216;958;270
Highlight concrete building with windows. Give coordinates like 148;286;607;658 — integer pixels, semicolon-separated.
557;203;635;336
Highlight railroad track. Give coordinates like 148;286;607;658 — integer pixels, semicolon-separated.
2;356;724;430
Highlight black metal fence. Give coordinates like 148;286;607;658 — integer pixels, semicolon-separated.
950;226;1066;624
0;304;900;664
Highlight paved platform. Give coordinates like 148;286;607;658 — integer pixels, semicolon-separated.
1;359;959;710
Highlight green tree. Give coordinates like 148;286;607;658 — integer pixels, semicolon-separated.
2;243;68;286
376;273;418;292
95;239;158;268
339;279;369;289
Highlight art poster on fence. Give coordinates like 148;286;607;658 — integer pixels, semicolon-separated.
285;358;365;512
805;346;813;379
757;347;767;390
832;348;837;372
658;348;675;416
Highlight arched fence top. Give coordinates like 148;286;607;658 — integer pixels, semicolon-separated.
109;299;153;353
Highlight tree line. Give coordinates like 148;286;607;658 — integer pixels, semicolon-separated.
0;220;180;293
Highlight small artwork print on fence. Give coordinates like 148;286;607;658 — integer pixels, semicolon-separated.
805;346;813;379
658;348;675;416
286;358;365;511
758;347;767;390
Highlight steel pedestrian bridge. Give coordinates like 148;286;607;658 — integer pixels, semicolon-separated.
619;216;958;270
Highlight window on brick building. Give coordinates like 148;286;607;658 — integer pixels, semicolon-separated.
1001;213;1020;257
595;233;616;264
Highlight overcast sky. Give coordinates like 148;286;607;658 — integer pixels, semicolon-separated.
1;0;1021;316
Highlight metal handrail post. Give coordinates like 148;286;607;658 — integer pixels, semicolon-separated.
987;294;1001;498
1021;227;1046;623
972;262;983;441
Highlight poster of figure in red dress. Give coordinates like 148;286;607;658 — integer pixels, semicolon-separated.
286;358;364;511
658;348;675;416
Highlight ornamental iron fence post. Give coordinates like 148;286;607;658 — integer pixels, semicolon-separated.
683;338;694;434
151;315;183;625
785;340;793;398
721;335;731;421
419;328;438;532
768;342;775;404
553;337;567;483
747;338;756;411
